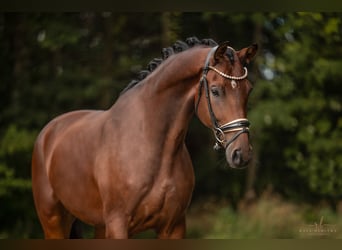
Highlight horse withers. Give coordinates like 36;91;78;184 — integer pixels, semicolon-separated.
31;37;258;238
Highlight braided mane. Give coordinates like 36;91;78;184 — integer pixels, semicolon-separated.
120;37;218;94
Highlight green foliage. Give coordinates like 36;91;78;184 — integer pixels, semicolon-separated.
0;124;39;238
0;125;35;196
249;13;342;199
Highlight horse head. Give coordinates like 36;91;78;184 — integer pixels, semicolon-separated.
195;42;258;168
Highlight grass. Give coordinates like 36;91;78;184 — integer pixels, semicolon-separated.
186;193;342;239
92;193;342;239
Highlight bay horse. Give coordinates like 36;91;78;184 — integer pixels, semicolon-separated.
31;37;258;239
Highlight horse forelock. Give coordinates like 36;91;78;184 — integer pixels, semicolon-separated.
120;37;218;95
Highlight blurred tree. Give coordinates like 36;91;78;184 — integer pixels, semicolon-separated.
249;12;342;201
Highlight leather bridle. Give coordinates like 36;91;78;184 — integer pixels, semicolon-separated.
195;46;250;151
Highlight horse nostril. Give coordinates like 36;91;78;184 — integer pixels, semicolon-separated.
232;148;242;166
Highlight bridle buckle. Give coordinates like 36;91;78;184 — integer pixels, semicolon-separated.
213;119;250;151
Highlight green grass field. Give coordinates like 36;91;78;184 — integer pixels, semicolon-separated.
186;194;342;239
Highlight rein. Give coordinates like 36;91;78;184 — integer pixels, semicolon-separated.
195;46;250;151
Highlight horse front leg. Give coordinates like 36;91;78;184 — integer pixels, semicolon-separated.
104;213;129;239
157;216;186;239
38;202;75;239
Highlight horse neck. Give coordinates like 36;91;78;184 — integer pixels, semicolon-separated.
119;47;210;149
145;48;209;143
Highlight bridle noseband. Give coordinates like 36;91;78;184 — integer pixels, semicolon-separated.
195;46;250;151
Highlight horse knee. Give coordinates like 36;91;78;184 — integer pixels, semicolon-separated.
41;215;69;239
39;204;74;239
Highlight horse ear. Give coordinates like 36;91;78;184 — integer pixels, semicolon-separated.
214;41;230;62
238;43;258;65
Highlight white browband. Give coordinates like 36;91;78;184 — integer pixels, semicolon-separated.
208;66;248;81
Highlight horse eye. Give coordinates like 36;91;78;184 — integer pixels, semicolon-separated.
211;86;220;97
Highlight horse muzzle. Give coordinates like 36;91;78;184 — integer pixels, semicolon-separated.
226;143;252;169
